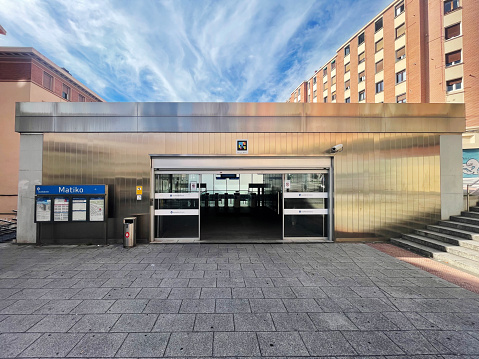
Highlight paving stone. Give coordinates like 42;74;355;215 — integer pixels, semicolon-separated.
262;287;296;299
136;287;171;299
70;300;115;314
283;298;323;312
0;299;50;314
188;278;217;287
71;287;111;299
104;287;141;299
152;314;196;332
0;314;45;332
27;314;80;332
194;314;234;331
234;313;275;331
421;330;479;355
214;332;261;356
257;331;309;356
160;278;189;287
107;299;149;313
179;299;215;313
0;332;41;358
217;278;245;287
20;332;84;357
346;312;399;330
34;300;82;314
66;332;127;357
301;331;357;356
130;277;163;287
308;312;358;331
9;288;52;300
215;299;251;313
116;332;169;357
110;313;158;332
384;331;440;355
200;287;231;299
143;299;181;313
342;330;405;355
69;314;120;332
164;332;213;356
271;312;315;331
250;299;286;312
231;287;263;298
291;286;327;298
245;278;274;287
101;278;135;287
168;288;201;299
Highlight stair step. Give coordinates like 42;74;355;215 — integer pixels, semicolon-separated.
402;234;450;251
451;215;479;226
438;220;479;233
415;229;479;250
469;206;479;213
390;239;479;276
460;211;479;219
390;238;440;258
446;246;479;262
427;225;479;240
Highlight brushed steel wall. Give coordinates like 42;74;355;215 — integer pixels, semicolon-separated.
43;132;440;240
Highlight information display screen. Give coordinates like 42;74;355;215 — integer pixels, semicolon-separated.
53;197;69;222
72;198;87;221
89;198;105;221
36;198;51;222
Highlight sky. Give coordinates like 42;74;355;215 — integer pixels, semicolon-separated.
0;0;392;102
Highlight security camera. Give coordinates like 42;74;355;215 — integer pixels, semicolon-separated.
331;144;343;153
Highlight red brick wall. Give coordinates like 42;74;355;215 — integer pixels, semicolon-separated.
365;24;375;102
427;0;446;103
0;60;31;81
383;6;396;103
336;47;345;102
463;0;479;128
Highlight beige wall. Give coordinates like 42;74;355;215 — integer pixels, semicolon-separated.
0;82;65;218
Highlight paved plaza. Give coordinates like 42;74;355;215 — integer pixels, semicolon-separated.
0;242;478;358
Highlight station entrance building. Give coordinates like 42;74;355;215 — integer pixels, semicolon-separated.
15;102;464;244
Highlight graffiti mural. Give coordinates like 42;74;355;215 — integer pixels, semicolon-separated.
463;149;479;178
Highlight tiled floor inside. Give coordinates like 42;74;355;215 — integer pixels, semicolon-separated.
0;242;478;358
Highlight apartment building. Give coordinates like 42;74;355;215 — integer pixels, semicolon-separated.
288;0;478;138
0;47;103;218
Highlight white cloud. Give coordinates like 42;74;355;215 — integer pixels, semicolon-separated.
0;0;392;102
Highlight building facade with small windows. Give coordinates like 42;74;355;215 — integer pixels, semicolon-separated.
0;47;103;219
288;0;478;153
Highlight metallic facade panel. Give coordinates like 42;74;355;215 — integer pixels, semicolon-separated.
42;132;442;241
54;117;138;132
17;103;465;134
15;117;55;132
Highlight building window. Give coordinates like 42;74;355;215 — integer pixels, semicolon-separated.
324;96;328;103
446;78;462;92
323;81;328;90
345;97;351;103
445;50;461;66
79;94;85;102
397;93;407;103
375;59;383;73
396;23;406;39
375;17;383;32
345;45;350;56
358;71;365;83
396;46;406;61
298;88;301;96
358;32;365;45
375;38;384;53
323;68;328;77
331;60;336;70
332;76;336;86
395;1;405;16
345;80;351;90
359;90;366;101
62;84;70;100
376;81;384;93
444;0;460;14
345;62;350;73
358;51;365;64
332;92;336;101
43;72;53;91
313;90;317;98
396;69;406;83
445;23;461;40
313;77;317;85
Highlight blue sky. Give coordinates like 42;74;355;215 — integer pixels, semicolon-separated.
0;0;391;102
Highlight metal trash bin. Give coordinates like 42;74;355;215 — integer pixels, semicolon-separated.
123;217;136;248
234;192;241;208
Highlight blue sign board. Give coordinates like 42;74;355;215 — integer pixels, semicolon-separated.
463;149;479;179
35;185;106;195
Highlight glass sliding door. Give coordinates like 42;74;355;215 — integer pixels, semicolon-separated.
283;172;329;239
154;173;200;239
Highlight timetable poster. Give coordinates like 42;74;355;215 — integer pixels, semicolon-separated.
72;198;87;221
89;198;105;221
53;197;69;222
36;197;51;222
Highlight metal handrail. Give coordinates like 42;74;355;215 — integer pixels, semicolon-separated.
466;178;479;210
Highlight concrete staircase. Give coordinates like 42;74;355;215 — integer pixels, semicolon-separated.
390;207;479;276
